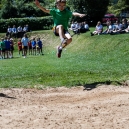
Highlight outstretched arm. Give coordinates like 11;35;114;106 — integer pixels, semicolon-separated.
35;0;50;14
72;12;86;18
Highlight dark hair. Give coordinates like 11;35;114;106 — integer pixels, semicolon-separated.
56;0;66;4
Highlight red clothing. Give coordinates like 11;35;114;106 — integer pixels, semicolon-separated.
18;41;22;50
28;41;32;47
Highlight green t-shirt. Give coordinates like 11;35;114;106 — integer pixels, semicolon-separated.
50;8;73;30
0;41;5;50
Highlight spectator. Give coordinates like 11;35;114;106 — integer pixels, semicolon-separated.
84;21;90;31
0;38;6;59
17;38;23;56
4;37;11;59
37;38;43;55
70;21;78;34
11;25;17;38
9;38;14;58
17;25;23;38
21;34;29;58
125;20;129;33
110;20;123;35
31;38;36;55
91;21;103;36
6;26;12;38
28;39;32;55
103;21;113;34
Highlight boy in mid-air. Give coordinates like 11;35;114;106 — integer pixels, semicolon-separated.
35;0;86;58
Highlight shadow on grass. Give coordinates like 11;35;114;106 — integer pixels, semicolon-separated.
83;81;122;91
0;93;16;99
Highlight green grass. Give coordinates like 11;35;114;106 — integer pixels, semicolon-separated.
0;29;129;88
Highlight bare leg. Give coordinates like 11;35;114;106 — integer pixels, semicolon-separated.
55;25;72;48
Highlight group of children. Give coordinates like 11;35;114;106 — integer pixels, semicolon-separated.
6;24;29;38
0;37;14;59
70;21;90;34
91;18;129;36
18;34;43;58
0;35;43;59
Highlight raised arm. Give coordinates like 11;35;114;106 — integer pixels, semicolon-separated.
35;0;50;14
72;12;86;18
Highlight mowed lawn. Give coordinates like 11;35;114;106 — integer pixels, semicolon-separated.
0;29;129;88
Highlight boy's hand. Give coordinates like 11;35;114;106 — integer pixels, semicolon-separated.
80;14;86;18
35;0;40;6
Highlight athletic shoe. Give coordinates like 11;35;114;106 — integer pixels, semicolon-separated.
57;46;62;58
91;32;94;36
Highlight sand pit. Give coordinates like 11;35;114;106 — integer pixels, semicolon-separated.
0;85;129;129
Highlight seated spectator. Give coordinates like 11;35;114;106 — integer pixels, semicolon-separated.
110;20;123;34
70;21;76;31
6;26;12;38
80;22;85;33
75;22;81;34
11;25;17;38
121;18;128;30
103;21;113;34
125;20;129;33
23;24;30;34
17;25;23;38
91;21;103;36
84;21;90;31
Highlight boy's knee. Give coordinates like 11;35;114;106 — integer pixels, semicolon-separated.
67;38;72;43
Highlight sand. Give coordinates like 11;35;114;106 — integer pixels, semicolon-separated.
0;85;129;129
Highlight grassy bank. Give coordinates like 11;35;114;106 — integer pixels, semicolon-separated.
0;29;129;88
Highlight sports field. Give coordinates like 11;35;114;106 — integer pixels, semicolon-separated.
0;30;129;128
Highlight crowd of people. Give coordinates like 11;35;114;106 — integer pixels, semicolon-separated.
6;24;30;38
69;21;90;34
1;16;129;59
0;34;43;59
90;18;129;36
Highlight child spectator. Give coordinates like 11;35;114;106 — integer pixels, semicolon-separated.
17;38;23;56
9;38;14;58
91;21;103;36
37;38;43;55
21;34;29;58
0;38;6;59
28;39;32;55
4;37;11;59
17;25;23;38
11;25;17;38
31;38;36;55
6;26;12;38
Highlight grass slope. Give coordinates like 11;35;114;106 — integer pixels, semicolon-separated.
0;30;129;88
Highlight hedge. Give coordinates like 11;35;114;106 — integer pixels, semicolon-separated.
0;16;53;33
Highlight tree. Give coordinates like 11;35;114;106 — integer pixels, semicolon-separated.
108;0;129;16
68;0;110;25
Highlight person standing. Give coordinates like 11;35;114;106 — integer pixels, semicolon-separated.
37;38;43;55
21;34;29;58
17;38;23;56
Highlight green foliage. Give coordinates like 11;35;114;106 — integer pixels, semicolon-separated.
0;17;53;32
108;0;129;16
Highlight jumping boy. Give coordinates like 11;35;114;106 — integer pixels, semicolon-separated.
35;0;86;58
